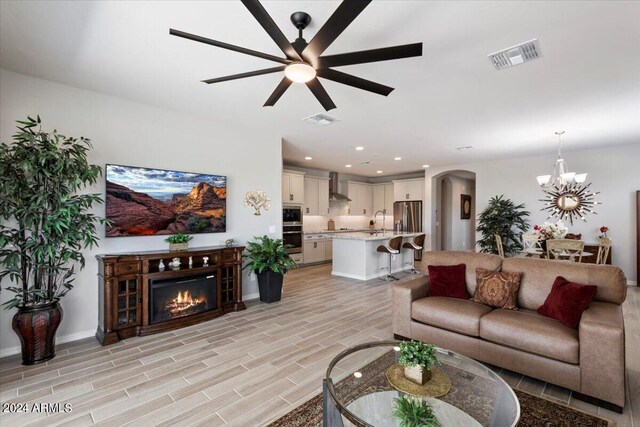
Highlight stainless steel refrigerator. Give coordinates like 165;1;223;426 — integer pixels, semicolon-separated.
393;201;422;233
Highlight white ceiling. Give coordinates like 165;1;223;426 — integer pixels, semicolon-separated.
1;1;639;177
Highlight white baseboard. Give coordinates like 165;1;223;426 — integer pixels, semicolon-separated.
628;280;637;286
0;329;96;358
243;292;260;301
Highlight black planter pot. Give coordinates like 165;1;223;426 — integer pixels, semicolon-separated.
257;270;284;303
12;301;63;365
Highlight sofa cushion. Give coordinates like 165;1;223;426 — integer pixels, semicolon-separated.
424;251;503;296
412;297;493;337
538;276;598;329
427;264;469;299
479;308;579;364
502;257;627;310
471;268;523;310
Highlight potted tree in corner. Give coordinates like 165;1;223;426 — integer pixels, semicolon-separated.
0;116;107;365
243;235;295;303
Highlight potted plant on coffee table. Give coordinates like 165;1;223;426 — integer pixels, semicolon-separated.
393;395;441;427
165;232;193;251
243;235;295;303
398;340;440;385
0;116;108;365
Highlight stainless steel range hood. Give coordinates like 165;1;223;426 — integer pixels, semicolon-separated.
329;172;351;202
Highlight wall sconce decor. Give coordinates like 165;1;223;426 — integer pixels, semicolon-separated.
244;190;271;216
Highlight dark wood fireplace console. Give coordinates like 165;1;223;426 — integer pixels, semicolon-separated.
95;245;245;345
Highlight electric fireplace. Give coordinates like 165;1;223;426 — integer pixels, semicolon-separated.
149;274;217;324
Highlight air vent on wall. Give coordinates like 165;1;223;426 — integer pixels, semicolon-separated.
303;113;340;126
488;39;542;70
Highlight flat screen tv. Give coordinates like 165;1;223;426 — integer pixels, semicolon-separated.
105;164;226;237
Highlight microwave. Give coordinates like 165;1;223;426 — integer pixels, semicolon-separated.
283;205;303;224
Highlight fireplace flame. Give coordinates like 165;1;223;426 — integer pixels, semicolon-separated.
168;290;205;316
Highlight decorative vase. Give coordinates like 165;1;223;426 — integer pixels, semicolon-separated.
257;270;284;303
169;242;188;252
540;239;547;252
404;365;432;385
12;301;63;365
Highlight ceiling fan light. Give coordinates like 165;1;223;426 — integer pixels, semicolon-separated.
574;173;587;183
284;62;316;83
536;175;551;186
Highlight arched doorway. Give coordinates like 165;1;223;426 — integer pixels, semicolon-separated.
432;170;476;251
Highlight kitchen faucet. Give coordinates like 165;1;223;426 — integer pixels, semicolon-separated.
374;210;386;234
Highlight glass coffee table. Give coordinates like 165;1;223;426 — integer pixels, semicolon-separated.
323;341;520;427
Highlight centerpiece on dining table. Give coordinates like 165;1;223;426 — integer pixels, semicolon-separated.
531;220;568;251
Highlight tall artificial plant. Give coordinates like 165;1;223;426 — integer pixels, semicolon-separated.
243;235;295;275
0;116;107;309
476;195;530;256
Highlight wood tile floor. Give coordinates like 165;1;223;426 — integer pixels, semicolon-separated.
0;262;638;426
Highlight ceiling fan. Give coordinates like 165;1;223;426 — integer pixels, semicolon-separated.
170;0;423;111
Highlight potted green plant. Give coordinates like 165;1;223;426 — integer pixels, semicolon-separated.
398;340;440;385
0;116;107;365
243;235;295;303
165;233;193;251
393;395;440;427
476;195;530;256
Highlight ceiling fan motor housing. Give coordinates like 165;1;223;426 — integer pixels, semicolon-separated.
291;11;311;30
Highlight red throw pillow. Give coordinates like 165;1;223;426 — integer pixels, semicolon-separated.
427;264;470;299
537;276;598;329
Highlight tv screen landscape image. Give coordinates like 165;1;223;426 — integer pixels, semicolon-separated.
105;164;226;237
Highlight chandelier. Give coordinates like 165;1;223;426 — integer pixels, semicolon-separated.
536;131;587;189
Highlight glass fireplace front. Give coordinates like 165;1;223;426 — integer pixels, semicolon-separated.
149;274;217;324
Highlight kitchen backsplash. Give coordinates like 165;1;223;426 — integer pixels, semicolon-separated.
303;206;394;232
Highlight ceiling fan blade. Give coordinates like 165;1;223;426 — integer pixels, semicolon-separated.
305;78;337;111
264;77;293;107
240;0;302;61
202;66;285;84
170;29;289;64
302;0;372;65
317;69;393;96
317;43;423;68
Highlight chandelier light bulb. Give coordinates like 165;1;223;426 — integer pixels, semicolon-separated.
284;62;316;83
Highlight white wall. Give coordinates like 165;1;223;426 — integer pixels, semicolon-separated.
437;175;475;251
0;69;283;356
425;143;640;282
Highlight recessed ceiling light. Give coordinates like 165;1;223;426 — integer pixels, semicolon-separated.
376;170;383;174
422;164;430;168
345;164;352;168
394;157;402;161
456;146;475;151
304;156;312;160
355;146;364;151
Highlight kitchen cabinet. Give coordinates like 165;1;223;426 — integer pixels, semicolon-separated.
291;253;304;264
372;183;394;214
303;239;326;263
394;178;424;201
283;172;305;204
347;181;372;216
325;237;333;260
304;177;330;215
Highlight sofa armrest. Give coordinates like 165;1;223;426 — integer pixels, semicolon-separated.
392;276;429;338
579;301;625;408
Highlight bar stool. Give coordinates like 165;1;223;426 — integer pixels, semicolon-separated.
377;236;404;281
402;234;426;274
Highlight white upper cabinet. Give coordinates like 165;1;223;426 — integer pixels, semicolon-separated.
304;177;329;215
384;183;394;214
318;178;329;215
373;183;395;214
347;181;372;216
283;172;305;204
394;178;424;201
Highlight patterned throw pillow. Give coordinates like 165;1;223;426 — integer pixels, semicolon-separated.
471;268;523;310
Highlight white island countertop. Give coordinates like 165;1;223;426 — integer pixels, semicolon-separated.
331;231;421;241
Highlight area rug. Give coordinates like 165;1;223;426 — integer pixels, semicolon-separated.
269;351;613;427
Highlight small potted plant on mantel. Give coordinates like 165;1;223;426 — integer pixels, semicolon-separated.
243;235;295;303
165;232;193;251
398;340;440;385
0;116;108;365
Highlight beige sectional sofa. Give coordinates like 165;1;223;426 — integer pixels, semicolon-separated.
392;251;627;411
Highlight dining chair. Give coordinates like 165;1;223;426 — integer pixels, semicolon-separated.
522;234;543;258
547;239;585;263
494;234;505;258
596;237;612;265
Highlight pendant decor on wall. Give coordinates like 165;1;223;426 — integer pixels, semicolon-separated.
539;181;600;225
244;190;271;216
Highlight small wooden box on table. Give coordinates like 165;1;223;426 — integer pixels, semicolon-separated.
95;245;245;345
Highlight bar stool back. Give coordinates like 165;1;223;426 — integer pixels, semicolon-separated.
376;236;404;281
402;234;426;274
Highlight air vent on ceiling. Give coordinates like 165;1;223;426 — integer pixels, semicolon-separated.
360;161;372;165
456;145;474;151
488;39;542;70
303;113;339;126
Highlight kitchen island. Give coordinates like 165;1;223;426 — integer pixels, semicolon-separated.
331;231;422;280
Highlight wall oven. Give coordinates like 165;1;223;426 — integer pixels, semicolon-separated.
283;205;303;254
